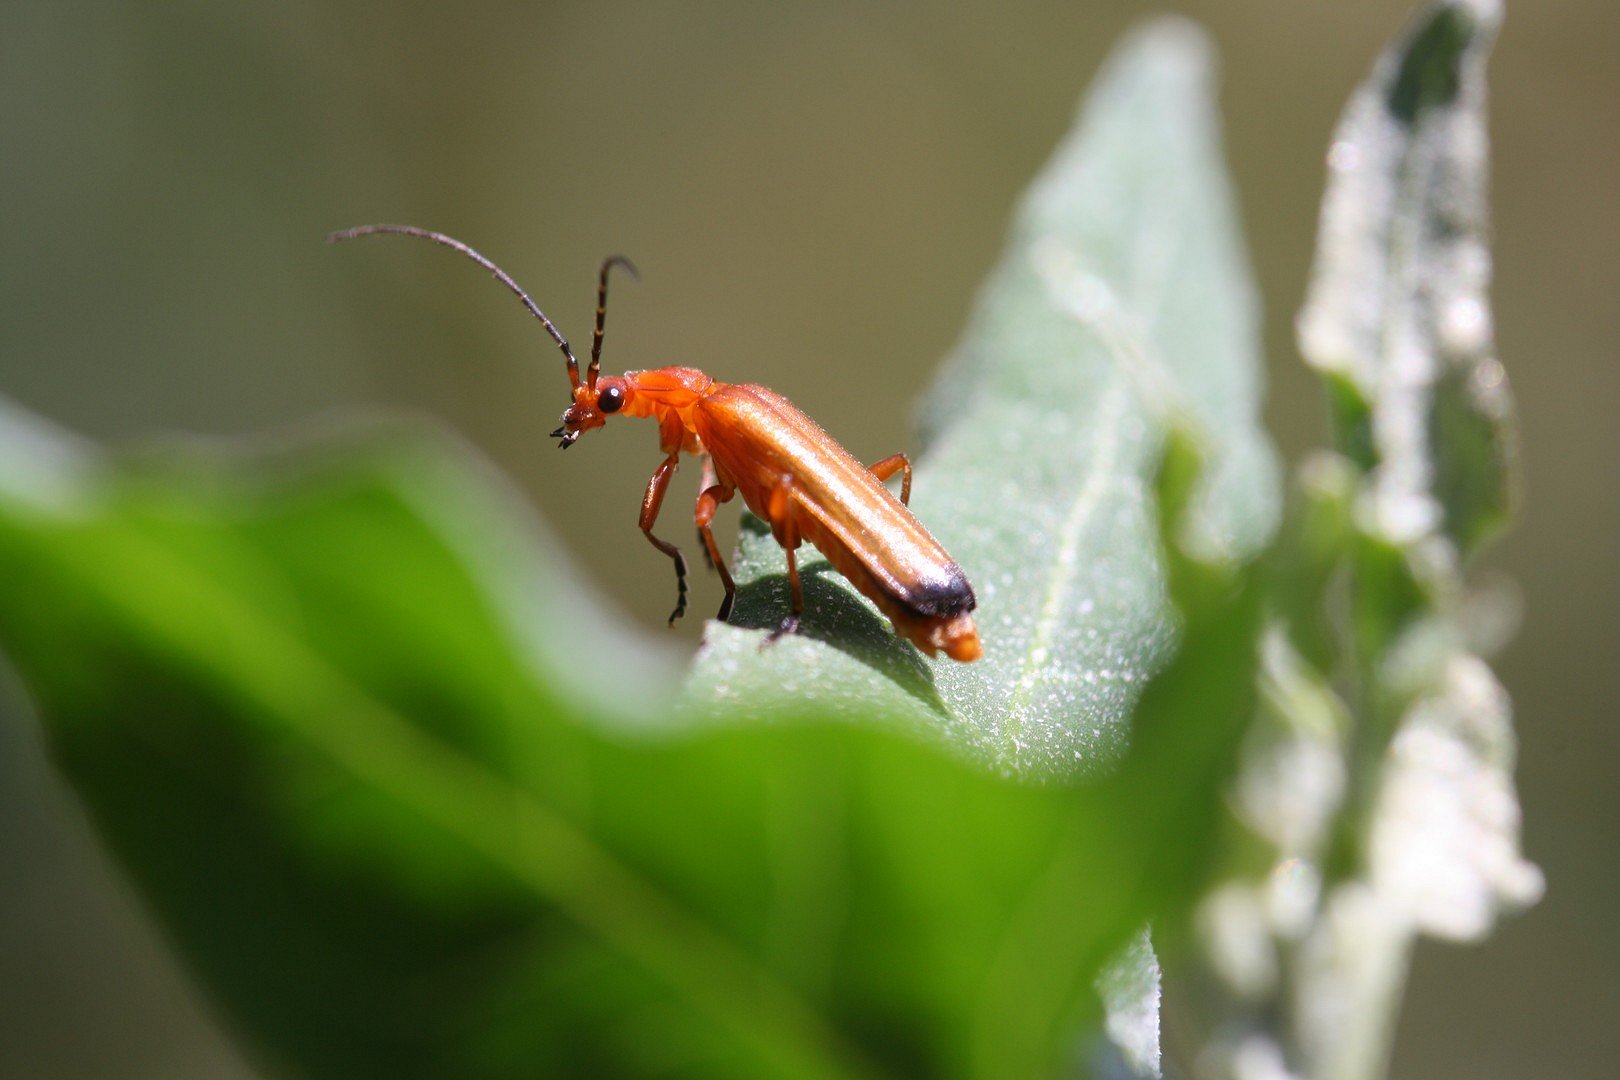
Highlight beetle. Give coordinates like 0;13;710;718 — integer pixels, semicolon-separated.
329;224;982;662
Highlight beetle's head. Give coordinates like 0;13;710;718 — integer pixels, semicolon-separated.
551;375;630;449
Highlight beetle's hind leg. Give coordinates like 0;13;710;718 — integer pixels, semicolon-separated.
763;474;804;645
764;547;803;644
867;453;912;505
694;477;737;622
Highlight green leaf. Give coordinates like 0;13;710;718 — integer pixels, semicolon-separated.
1298;0;1513;560
1179;7;1539;1077
687;20;1279;776
1093;929;1161;1078
0;403;1263;1080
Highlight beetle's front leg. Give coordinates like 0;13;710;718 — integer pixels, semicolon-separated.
640;455;687;626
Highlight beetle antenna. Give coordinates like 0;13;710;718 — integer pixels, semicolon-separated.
328;223;582;390
588;255;638;389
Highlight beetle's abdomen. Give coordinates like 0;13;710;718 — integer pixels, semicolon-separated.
790;507;981;661
694;383;980;659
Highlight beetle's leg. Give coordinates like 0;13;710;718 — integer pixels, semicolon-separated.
639;455;687;626
772;548;803;642
694;480;737;621
695;455;720;570
764;474;803;643
867;452;913;506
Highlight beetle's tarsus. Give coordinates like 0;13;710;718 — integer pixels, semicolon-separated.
666;551;688;627
761;613;801;648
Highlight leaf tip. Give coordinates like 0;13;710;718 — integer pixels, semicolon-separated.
1386;0;1501;125
1116;16;1216;80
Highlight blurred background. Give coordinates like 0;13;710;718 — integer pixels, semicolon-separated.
1;1;1614;1076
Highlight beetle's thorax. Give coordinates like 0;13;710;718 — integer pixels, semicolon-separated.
620;367;719;451
622;366;716;412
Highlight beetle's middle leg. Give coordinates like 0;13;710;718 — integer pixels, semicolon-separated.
695;456;720;570
694;476;737;622
867;453;912;505
764;473;803;644
640;454;688;626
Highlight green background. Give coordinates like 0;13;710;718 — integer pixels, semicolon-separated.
1;1;1613;1075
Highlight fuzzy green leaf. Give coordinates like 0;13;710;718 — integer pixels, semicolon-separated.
1182;7;1539;1077
1298;0;1513;559
687;20;1278;776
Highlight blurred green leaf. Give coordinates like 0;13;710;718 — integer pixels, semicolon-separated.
0;406;1261;1080
688;20;1278;777
1093;929;1161;1078
1176;7;1539;1078
1298;0;1513;561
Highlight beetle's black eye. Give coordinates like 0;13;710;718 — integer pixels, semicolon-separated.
598;384;624;414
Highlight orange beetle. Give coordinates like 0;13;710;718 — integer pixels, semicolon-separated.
330;224;982;662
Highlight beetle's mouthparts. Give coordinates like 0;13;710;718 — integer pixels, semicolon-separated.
550;425;579;449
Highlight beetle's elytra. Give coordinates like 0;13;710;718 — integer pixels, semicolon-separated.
330;224;982;662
